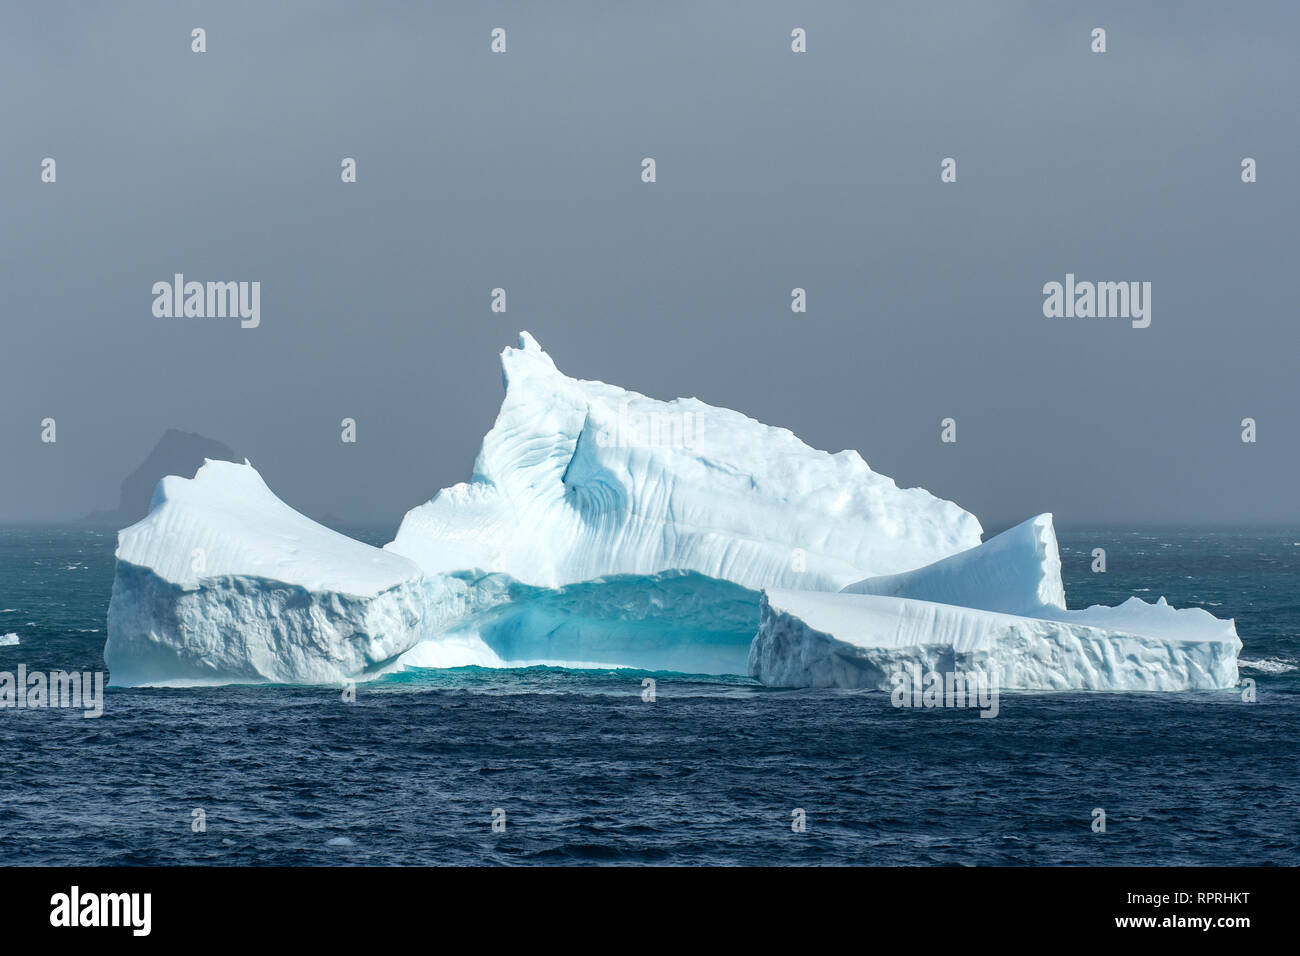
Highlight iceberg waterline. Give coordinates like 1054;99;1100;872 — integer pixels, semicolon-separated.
103;333;1241;690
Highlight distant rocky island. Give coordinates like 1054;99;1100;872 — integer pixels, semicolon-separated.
85;430;240;527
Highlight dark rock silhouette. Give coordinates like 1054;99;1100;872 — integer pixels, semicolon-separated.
85;430;240;527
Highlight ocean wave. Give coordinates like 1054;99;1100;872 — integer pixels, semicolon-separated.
1240;657;1298;674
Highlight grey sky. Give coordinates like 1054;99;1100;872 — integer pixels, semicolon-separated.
2;1;1296;530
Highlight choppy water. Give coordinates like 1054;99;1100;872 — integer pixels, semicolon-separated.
1;526;1296;865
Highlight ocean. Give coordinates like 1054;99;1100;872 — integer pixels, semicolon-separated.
1;526;1296;866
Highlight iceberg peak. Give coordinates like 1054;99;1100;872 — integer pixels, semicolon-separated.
390;335;982;589
841;512;1065;616
122;459;418;595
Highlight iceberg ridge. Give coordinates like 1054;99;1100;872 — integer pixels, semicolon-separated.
386;333;983;591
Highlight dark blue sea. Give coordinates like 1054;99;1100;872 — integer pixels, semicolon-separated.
1;526;1296;866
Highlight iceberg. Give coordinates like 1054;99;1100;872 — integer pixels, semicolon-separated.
102;334;1243;691
749;515;1242;690
105;460;427;686
387;332;982;591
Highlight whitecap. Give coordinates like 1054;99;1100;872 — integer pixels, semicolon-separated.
1240;658;1298;674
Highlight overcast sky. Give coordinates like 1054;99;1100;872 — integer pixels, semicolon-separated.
2;1;1297;530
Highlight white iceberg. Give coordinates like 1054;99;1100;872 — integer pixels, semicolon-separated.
102;334;1243;691
0;633;18;647
387;332;982;591
749;515;1241;690
105;460;428;686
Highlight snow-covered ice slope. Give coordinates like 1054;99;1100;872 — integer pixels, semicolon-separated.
105;461;427;686
840;514;1066;616
388;333;982;591
749;590;1242;691
754;512;1240;689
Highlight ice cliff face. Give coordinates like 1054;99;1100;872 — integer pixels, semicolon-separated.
105;461;427;685
748;516;1242;690
386;332;983;591
749;589;1241;691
